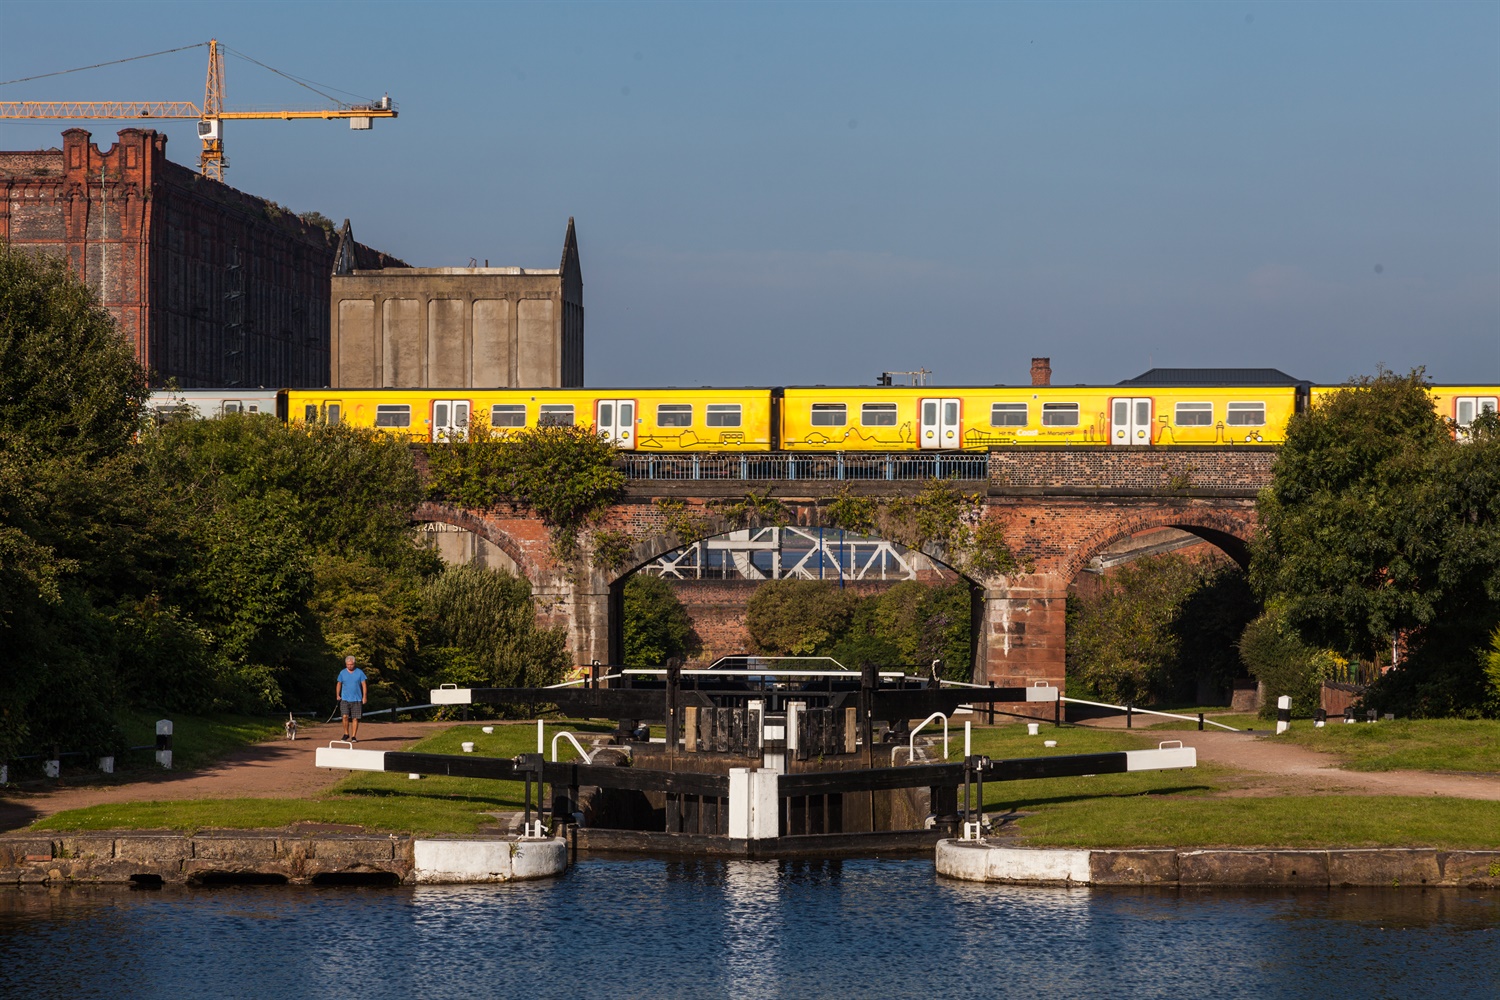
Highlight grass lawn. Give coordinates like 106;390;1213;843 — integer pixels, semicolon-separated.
1008;795;1500;850
33;720;610;836
33;719;1500;849
115;711;282;773
1270;718;1500;773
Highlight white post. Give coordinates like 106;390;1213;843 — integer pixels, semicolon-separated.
964;720;971;759
43;759;60;779
156;719;173;768
785;701;805;754
536;719;544;754
97;756;114;774
0;764;7;785
728;767;779;840
1275;695;1291;735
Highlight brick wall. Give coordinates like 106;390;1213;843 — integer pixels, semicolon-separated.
989;446;1276;494
0;128;403;387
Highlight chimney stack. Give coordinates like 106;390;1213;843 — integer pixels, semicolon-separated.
1030;357;1052;387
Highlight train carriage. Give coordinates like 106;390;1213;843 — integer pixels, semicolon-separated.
278;387;777;450
777;384;1300;450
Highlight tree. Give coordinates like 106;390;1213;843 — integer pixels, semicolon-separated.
621;575;696;666
1068;554;1256;705
1252;371;1500;716
420;565;570;693
0;246;147;458
745;580;859;656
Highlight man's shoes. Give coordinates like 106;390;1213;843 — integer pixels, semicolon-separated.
349;736;357;743
342;733;350;741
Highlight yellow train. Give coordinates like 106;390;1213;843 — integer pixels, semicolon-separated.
267;380;1487;450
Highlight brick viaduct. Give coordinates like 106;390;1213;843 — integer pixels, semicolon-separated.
413;447;1276;698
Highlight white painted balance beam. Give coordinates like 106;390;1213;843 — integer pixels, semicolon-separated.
314;744;389;771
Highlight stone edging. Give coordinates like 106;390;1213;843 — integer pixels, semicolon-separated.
936;841;1500;888
0;833;567;886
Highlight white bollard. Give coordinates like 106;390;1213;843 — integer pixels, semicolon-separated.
0;764;7;785
964;720;971;759
43;759;60;779
481;726;494;734
461;742;475;753
536;719;544;754
408;773;424;780
1027;723;1040;736
97;756;114;774
1275;695;1291;735
155;719;174;769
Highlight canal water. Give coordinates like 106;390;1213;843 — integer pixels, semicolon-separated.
2;857;1496;999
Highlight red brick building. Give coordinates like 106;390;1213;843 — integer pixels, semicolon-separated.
0;127;404;387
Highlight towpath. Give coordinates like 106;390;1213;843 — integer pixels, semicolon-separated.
1075;715;1500;800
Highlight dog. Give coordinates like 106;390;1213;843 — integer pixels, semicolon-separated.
284;713;298;740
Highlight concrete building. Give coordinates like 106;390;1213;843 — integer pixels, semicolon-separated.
330;219;583;388
0;128;404;387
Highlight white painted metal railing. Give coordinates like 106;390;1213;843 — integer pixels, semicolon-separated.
550;731;595;764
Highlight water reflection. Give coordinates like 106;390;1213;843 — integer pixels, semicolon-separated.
0;861;1496;1000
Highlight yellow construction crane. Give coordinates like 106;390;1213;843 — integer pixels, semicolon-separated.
0;40;396;181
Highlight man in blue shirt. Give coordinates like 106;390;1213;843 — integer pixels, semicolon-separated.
336;656;368;742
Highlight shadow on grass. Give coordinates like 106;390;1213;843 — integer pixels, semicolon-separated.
983;783;1218;809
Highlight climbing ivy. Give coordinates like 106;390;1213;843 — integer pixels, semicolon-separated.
425;421;625;561
710;491;790;529
823;480;1021;578
589;528;637;572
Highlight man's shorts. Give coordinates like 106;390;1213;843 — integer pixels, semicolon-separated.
340;700;363;719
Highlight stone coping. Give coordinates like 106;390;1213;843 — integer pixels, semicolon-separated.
0;832;567;886
936;841;1500;888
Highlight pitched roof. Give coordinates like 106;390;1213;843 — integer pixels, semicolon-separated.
1119;367;1304;386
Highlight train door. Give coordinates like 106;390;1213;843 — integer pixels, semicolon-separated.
596;398;636;448
920;397;961;450
1111;397;1153;445
432;399;470;442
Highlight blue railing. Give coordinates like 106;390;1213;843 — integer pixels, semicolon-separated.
619;452;988;481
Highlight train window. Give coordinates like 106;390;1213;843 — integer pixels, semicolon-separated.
1041;402;1079;427
861;403;898;426
1456;397;1498;427
491;404;526;427
706;404;742;427
374;404;411;428
247;404;259;414
539;404;574;426
1226;402;1266;426
326;404;341;426
658;404;694;427
304;404;318;423
1175;402;1213;426
810;403;847;426
223;400;243;415
990;403;1027;427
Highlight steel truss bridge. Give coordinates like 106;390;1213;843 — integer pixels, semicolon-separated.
639;526;951;582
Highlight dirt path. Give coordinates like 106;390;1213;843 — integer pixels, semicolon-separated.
1079;718;1500;800
0;720;451;833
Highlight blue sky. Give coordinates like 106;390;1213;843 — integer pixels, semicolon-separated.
3;1;1496;387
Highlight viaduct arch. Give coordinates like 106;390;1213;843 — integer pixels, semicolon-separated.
414;446;1275;703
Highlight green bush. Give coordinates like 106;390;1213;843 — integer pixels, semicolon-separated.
420;564;570;692
622;575;697;666
1067;555;1255;706
1237;607;1335;718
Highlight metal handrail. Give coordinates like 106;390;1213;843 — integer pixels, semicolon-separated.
545;673;622;689
550;731;595;763
909;711;950;761
1061;696;1240;732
